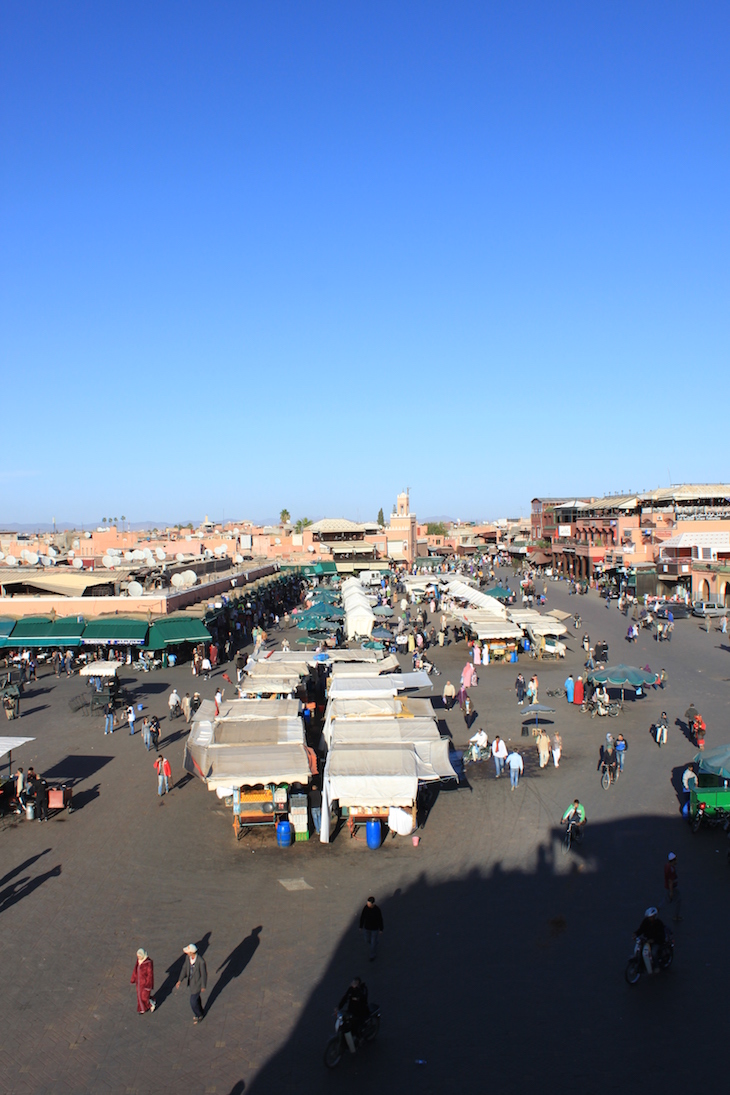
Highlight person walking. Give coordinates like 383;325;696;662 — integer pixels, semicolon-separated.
551;731;562;769
491;735;508;778
131;948;155;1014
142;717;152;751
104;700;114;736
359;896;384;962
442;681;455;710
564;675;574;704
154;755;172;795
127;704;136;736
664;852;682;921
182;692;192;723
615;733;628;771
526;677;535;706
506;749;524;790
573;676;584;706
530;675;539;703
176;943;207;1023
515;673;526;705
536;729;550;769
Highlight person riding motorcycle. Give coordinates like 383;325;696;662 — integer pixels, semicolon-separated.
338;978;370;1049
464;728;489;764
634;907;667;974
561;799;586;840
168;688;181;715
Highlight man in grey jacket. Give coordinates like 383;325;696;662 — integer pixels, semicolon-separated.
176;943;207;1023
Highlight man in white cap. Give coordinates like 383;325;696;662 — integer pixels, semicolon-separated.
176;943;207;1023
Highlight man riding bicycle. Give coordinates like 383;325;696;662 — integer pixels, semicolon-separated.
561;799;586;841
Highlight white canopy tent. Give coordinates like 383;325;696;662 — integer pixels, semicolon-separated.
0;736;35;764
327;672;431;700
330;655;399;677
79;662;120;678
507;610;567;636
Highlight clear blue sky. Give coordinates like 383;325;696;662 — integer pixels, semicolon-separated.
2;1;728;526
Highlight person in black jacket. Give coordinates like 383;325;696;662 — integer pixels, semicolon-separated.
176;943;207;1023
338;977;369;1041
359;897;384;962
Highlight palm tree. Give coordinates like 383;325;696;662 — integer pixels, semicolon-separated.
113;516;118;527
102;517;107;526
121;514;126;530
295;517;313;534
280;508;290;525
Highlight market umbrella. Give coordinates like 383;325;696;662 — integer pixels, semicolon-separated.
373;605;394;617
522;703;556;728
361;640;384;650
371;626;393;640
485;586;512;600
588;664;658;701
693;744;730;779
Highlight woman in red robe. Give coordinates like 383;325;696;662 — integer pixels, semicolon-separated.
573;676;585;706
131;949;155;1013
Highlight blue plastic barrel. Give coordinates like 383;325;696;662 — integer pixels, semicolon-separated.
366;819;382;849
276;820;292;847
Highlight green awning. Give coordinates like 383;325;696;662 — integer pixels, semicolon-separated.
0;620;16;639
0;621;54;643
146;616;212;651
82;618;149;646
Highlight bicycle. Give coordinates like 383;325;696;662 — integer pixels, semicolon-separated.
600;762;619;790
563;819;584;852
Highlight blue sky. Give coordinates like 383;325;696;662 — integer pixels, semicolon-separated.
2;2;728;526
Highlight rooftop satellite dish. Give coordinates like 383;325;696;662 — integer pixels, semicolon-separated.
133;549;146;561
183;570;198;586
102;555;115;568
48;555;56;565
128;580;143;597
6;555;18;566
73;557;84;569
72;539;80;550
20;549;29;561
156;548;166;560
27;552;39;565
40;555;52;567
274;538;281;545
307;545;315;553
125;551;134;561
68;549;75;558
219;544;228;554
0;552;4;561
233;527;240;535
234;553;243;564
143;547;154;557
204;549;213;558
176;552;185;563
185;534;192;541
84;531;91;539
171;573;183;588
48;547;57;557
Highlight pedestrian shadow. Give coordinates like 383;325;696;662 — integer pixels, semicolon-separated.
72;784;101;810
0;849;50;889
227;1084;245;1095
675;718;694;744
21;704;51;717
175;773;194;791
161;727;189;748
205;927;262;1014
0;863;61;915
154;930;212;1009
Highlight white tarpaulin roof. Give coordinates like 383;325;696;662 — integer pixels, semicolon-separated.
245;661;308;680
327;716;441;749
508;610;567;636
196;698;302;723
189;742;312;790
189;715;305;749
0;736;34;762
79;662;120;678
450;610;523;640
325;696;435;721
236;679;297;697
446;580;508;618
328;672;431;700
325;743;420;807
330;655;399;677
324;649;384;663
342;577;376;639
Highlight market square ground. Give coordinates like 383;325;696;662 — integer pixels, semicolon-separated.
2;568;730;1095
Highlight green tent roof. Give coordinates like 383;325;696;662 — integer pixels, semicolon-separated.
0;616;86;648
146;616;212;651
82;618;149;646
0;620;16;639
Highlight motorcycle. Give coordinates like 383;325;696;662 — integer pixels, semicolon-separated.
691;801;730;834
625;933;674;984
600;760;619;790
169;699;182;719
462;742;490;766
324;1004;381;1068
